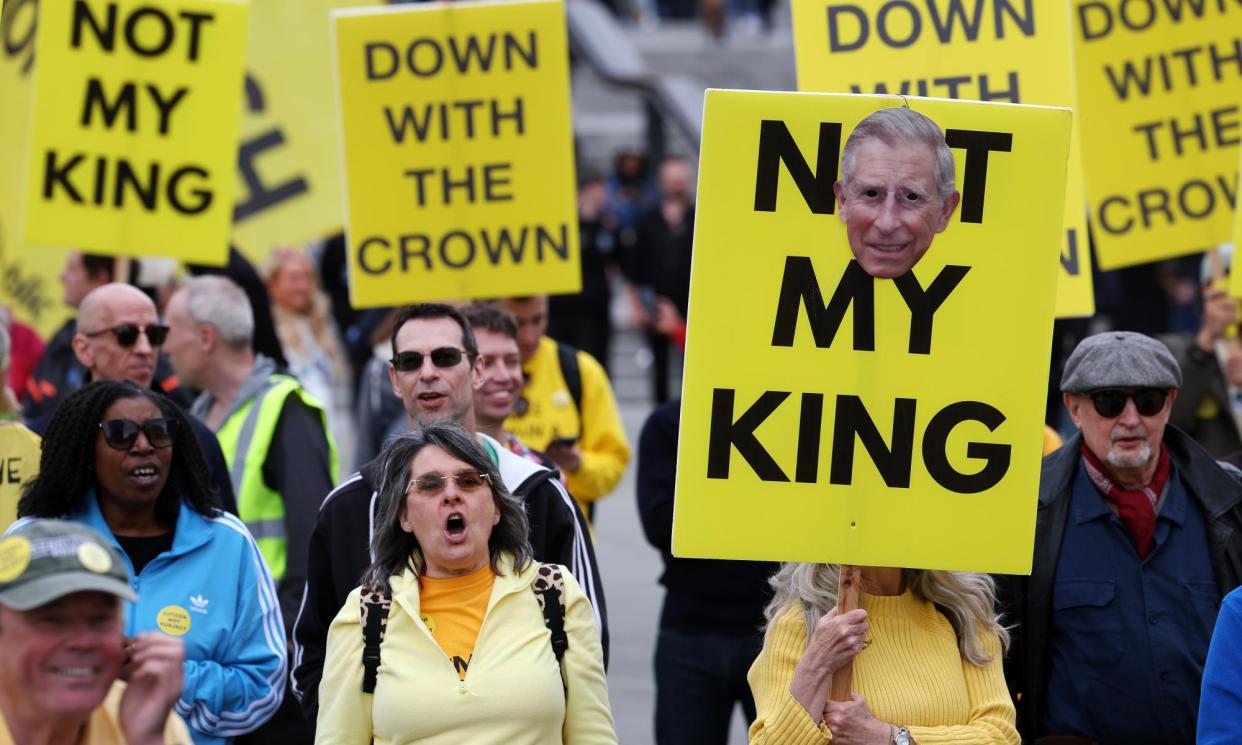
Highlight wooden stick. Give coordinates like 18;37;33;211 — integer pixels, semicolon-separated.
829;565;862;701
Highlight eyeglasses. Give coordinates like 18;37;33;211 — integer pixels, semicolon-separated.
83;323;169;348
390;347;467;372
1087;388;1168;418
406;470;490;496
98;418;179;450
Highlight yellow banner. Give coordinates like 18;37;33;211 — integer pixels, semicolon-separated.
1073;0;1242;268
672;92;1070;574
231;0;373;265
792;0;1094;318
1230;146;1242;298
19;0;247;266
332;0;580;308
0;0;72;338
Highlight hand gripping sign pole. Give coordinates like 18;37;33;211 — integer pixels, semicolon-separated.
828;565;861;701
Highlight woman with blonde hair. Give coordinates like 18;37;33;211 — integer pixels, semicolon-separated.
262;246;354;463
748;564;1017;744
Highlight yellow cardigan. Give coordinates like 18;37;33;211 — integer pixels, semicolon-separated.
748;592;1018;745
315;556;616;745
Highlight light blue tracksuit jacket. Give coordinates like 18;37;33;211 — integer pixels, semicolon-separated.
11;491;287;744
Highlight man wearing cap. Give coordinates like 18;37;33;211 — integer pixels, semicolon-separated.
0;519;190;744
1001;331;1242;744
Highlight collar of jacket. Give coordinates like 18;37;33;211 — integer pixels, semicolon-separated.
388;551;537;620
78;487;216;562
1040;426;1242;519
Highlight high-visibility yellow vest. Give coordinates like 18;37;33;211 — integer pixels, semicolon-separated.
215;374;338;580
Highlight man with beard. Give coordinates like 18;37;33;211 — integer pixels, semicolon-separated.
1001;331;1242;744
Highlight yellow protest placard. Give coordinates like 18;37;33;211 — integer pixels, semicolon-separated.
18;0;247;266
332;0;580;308
231;0;374;265
0;0;73;339
792;0;1094;318
672;92;1071;574
1073;0;1241;269
1230;145;1242;298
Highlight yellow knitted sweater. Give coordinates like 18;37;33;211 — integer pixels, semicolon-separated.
747;591;1018;745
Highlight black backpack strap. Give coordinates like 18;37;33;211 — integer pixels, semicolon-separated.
359;585;392;694
532;563;569;696
555;342;583;417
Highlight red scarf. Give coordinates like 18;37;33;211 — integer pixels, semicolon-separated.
1079;442;1170;559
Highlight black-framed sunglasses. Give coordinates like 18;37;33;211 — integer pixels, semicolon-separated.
98;418;179;450
83;323;169;348
1087;388;1168;419
406;470;491;496
390;347;467;372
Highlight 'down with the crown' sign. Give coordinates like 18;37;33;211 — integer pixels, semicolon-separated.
792;0;1095;319
1073;0;1242;268
332;0;579;308
15;0;247;265
672;92;1071;574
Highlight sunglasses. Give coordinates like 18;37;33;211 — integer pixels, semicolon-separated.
98;418;179;450
406;470;490;496
390;347;467;373
1087;388;1168;418
83;323;169;348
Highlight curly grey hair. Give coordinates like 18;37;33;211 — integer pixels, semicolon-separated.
361;422;532;592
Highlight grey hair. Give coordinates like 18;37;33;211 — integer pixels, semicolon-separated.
840;107;957;203
179;275;254;349
764;564;1009;666
361;422;532;592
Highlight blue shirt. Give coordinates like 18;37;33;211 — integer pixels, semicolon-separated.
1043;462;1219;744
1198;586;1242;744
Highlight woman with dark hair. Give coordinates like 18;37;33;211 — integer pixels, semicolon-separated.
13;380;286;745
316;422;616;744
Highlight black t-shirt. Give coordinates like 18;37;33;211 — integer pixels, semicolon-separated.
116;532;174;576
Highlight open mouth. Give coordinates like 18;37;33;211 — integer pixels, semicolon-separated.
418;393;446;405
48;665;101;679
127;464;160;485
445;512;466;539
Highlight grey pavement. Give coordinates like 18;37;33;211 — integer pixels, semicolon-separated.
593;326;751;745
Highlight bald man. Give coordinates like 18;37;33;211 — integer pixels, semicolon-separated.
73;283;237;514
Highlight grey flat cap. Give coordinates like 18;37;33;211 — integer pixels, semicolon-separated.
1061;331;1182;392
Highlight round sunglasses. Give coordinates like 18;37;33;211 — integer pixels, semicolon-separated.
98;418;179;450
1087;388;1168;419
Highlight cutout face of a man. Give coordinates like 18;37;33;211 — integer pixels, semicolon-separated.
833;137;960;279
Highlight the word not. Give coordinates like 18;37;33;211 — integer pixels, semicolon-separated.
707;388;1011;494
825;0;1035;52
365;31;537;80
72;0;215;63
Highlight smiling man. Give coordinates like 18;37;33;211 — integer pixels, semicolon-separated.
833;107;960;279
0;519;189;745
1001;331;1242;744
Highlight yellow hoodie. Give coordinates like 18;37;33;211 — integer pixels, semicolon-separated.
316;554;616;745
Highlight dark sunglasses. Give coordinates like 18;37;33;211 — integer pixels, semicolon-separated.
98;418;179;450
390;347;467;372
407;470;491;496
1087;388;1168;418
83;323;169;347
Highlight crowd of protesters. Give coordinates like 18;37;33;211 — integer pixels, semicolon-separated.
2;131;1242;745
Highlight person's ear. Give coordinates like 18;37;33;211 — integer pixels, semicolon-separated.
471;355;484;390
71;334;93;368
833;181;849;223
1063;392;1085;429
935;190;961;233
1165;388;1178;409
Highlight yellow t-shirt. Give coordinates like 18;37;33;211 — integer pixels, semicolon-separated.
419;565;495;680
0;680;191;744
0;422;40;532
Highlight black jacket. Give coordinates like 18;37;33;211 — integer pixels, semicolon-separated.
999;428;1242;742
290;434;609;722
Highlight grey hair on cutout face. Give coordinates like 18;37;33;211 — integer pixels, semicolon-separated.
839;107;957;204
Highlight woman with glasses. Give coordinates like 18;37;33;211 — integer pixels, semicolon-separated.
12;380;286;745
315;422;616;744
747;565;1018;744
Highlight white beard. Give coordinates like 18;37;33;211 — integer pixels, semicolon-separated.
1107;442;1152;470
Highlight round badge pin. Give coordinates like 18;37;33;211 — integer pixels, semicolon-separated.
156;606;192;636
0;537;31;583
77;542;113;574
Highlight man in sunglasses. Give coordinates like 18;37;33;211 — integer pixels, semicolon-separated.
1000;331;1242;744
291;303;607;728
70;283;237;515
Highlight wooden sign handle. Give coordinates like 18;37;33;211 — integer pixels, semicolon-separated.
828;565;861;702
